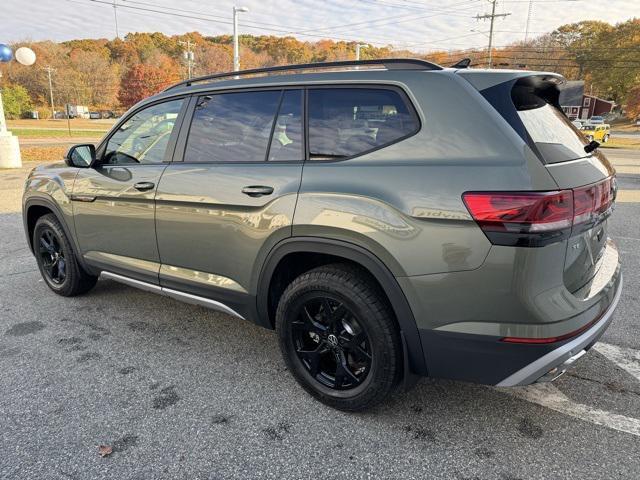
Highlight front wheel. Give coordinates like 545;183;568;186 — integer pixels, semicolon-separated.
33;213;98;296
276;264;401;411
602;134;610;143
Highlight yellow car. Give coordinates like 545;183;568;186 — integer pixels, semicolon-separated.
580;123;610;143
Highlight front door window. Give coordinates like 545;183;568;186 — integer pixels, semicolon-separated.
103;99;184;165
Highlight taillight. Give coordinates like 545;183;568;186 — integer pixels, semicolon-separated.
463;177;614;247
573;177;614;229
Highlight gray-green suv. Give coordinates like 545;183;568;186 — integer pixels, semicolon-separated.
22;59;622;411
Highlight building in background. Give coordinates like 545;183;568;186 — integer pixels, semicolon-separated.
559;80;615;121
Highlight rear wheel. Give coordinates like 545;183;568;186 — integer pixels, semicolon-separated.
33;214;97;296
602;134;610;143
276;264;401;411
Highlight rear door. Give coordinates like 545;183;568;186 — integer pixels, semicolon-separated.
155;88;304;310
73;97;186;283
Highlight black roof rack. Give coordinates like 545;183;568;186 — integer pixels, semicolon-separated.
164;58;442;91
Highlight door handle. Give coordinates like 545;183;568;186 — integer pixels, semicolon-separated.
241;186;274;197
134;182;155;191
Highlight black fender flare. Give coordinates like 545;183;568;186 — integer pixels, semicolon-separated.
256;237;427;376
23;197;96;275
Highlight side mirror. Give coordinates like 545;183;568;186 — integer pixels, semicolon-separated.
65;144;96;168
584;140;600;154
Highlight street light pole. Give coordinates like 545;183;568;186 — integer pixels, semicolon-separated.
355;44;367;61
233;6;249;72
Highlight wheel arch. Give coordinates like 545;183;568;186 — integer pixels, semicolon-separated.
23;197;95;274
256;237;427;376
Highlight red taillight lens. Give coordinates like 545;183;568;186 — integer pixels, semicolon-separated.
573;177;613;225
463;177;614;247
462;191;574;233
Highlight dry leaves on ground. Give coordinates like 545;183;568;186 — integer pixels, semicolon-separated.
98;445;113;457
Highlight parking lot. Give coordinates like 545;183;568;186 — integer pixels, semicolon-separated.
1;149;639;479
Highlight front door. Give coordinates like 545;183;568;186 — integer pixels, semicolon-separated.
155;89;304;313
73;98;186;283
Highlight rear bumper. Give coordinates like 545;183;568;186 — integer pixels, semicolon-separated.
497;273;622;386
417;272;622;386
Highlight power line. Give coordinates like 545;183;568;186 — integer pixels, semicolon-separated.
90;0;414;47
308;0;483;36
476;0;511;68
120;0;482;46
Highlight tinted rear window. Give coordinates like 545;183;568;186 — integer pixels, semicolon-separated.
185;90;281;163
512;84;589;164
308;88;418;160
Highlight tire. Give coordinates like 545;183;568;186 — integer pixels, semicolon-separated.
33;213;98;296
276;263;401;411
602;134;609;143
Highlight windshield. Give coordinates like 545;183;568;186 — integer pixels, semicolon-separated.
513;84;589;164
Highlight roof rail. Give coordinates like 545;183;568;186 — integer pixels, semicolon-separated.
164;58;442;91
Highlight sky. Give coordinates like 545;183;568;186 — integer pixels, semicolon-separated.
3;0;639;52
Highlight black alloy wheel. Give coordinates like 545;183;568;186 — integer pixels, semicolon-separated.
291;295;372;390
33;213;98;296
38;228;67;285
276;263;401;411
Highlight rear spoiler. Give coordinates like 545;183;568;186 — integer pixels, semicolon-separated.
455;70;565;93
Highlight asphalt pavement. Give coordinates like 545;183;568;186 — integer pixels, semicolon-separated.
1;150;640;479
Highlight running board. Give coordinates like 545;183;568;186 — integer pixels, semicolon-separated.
100;271;245;320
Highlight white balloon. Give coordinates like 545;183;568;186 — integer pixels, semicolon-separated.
15;47;36;66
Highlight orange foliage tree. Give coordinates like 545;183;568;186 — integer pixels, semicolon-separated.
626;85;640;120
119;64;179;108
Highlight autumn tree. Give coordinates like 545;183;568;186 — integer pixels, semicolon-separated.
626;85;640;120
68;49;120;108
193;43;233;76
4;22;638;113
119;64;179;107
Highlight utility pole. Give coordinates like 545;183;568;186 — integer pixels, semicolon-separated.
476;0;511;68
355;44;367;61
524;0;533;42
179;40;195;79
44;65;56;119
233;6;249;72
113;0;120;39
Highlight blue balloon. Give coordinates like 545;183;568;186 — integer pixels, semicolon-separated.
0;44;13;62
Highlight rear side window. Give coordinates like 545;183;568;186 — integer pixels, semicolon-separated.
308;88;418;160
268;90;303;161
184;90;281;163
512;84;588;163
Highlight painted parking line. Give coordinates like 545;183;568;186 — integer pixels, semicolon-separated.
594;343;640;383
503;342;640;437
616;190;640;203
510;383;640;437
614;166;640;174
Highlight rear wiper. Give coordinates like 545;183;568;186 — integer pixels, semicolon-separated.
584;140;600;154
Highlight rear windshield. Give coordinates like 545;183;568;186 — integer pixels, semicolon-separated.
512;84;589;164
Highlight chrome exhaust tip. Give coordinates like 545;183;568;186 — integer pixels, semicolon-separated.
536;349;587;383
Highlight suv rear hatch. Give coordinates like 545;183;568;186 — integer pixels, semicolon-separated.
458;70;616;295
